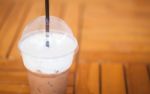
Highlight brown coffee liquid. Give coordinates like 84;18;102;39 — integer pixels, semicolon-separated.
27;70;69;94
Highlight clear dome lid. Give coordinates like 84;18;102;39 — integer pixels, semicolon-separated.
18;16;78;58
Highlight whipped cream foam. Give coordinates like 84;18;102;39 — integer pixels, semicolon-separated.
19;30;78;74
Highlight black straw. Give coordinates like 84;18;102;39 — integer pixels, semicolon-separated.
45;0;50;47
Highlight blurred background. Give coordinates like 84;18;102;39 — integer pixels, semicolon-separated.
0;0;150;63
0;0;150;94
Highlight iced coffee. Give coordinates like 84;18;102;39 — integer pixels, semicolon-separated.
18;16;78;94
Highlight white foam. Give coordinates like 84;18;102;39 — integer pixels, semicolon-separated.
19;30;78;74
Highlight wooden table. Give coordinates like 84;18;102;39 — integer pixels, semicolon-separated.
0;60;150;94
0;0;150;94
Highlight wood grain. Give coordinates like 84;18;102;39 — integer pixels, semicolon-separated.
0;1;29;59
80;51;150;63
67;86;74;94
80;1;150;63
76;63;99;94
102;63;126;94
0;59;25;70
0;84;29;94
126;64;150;94
0;71;27;84
0;1;14;30
62;3;80;38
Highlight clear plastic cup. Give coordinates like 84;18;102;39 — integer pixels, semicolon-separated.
18;16;78;94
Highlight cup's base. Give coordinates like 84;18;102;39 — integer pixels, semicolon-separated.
27;70;69;94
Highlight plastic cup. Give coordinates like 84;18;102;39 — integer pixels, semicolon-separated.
18;16;78;94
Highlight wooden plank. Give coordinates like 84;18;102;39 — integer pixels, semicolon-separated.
0;59;25;70
80;3;150;63
63;3;80;38
126;64;150;94
50;0;62;17
67;72;74;94
76;63;99;94
69;61;76;73
9;0;62;59
0;2;14;38
147;64;150;80
102;63;126;94
0;1;14;30
0;71;27;84
0;2;29;59
80;51;150;63
67;71;74;86
0;84;29;94
63;0;150;4
67;86;73;94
